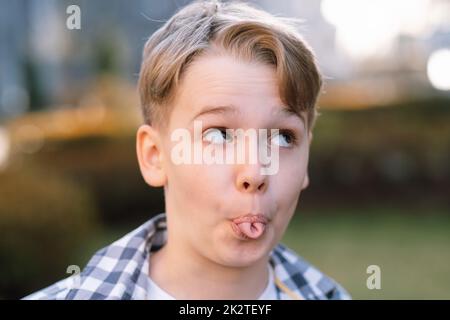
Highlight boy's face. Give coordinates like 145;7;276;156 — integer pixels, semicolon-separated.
137;53;311;268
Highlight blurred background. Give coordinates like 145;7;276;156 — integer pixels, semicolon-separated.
0;0;449;299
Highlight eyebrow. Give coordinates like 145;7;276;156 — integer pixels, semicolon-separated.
190;105;239;123
190;104;305;125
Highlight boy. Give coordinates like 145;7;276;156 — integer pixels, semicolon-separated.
25;0;350;300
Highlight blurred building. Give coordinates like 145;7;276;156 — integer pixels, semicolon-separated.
0;0;449;118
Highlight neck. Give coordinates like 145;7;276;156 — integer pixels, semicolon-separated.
148;232;270;299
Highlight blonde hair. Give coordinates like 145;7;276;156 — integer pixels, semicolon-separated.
138;0;322;131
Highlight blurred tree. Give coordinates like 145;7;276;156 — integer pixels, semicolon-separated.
0;162;101;299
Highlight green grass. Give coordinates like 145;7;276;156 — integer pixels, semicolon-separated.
282;207;450;299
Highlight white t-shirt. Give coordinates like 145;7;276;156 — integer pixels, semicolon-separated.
146;263;277;300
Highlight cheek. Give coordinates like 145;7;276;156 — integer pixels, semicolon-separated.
166;160;228;207
276;149;308;199
168;163;204;194
269;149;308;231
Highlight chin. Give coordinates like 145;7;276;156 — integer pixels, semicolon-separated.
217;236;274;268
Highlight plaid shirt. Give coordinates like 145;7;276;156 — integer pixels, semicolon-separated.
23;213;351;300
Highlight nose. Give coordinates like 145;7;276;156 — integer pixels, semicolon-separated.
236;164;268;193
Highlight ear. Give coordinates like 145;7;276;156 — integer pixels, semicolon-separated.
136;124;167;187
301;131;313;190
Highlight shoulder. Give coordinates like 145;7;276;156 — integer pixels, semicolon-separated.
22;276;75;300
270;243;351;300
22;214;165;300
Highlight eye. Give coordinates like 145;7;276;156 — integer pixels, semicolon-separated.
203;127;233;144
271;130;297;147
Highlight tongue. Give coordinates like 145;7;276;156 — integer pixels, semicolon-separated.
237;222;266;239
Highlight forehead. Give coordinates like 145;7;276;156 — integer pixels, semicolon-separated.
172;54;304;125
177;55;282;112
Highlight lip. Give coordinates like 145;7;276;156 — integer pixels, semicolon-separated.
229;213;269;240
230;213;269;224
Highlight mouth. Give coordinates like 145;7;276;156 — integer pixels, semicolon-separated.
229;214;269;240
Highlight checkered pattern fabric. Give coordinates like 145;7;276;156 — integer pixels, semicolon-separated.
23;213;351;300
